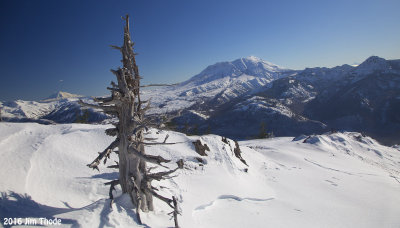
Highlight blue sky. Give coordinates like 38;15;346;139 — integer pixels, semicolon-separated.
0;0;399;101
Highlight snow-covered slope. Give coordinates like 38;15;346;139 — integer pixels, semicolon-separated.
231;56;400;144
1;122;399;227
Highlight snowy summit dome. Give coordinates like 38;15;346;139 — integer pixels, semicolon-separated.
182;56;289;86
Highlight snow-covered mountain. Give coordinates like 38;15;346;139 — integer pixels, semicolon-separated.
140;56;296;115
181;56;291;86
1;56;399;145
163;56;400;145
1;122;399;227
2;56;284;123
178;56;295;104
253;56;400;144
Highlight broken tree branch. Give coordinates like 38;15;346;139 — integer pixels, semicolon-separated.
140;83;179;88
78;100;117;112
104;179;119;206
147;189;173;208
87;138;119;171
146;167;179;181
128;146;171;167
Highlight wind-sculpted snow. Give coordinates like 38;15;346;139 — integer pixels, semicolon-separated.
0;123;399;227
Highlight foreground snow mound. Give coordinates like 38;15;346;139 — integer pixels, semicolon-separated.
301;132;400;174
0;123;399;227
241;133;400;228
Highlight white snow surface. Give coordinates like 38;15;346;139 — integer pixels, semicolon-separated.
0;122;399;227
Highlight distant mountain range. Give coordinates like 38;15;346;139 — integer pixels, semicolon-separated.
0;92;107;124
146;55;400;145
1;56;399;145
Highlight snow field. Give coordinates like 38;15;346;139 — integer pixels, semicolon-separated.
0;123;399;227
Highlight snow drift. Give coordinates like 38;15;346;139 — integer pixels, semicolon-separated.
0;123;399;227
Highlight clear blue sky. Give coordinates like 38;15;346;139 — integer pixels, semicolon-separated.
1;0;399;101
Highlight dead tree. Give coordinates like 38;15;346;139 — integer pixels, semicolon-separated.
80;15;180;227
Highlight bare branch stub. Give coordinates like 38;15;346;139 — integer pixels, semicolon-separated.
146;167;179;181
87;139;119;171
105;179;120;206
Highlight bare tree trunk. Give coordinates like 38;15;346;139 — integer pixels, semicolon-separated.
81;15;180;226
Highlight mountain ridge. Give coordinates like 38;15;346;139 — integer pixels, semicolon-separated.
1;55;399;145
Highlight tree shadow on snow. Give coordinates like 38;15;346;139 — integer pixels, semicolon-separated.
0;191;79;228
90;172;119;180
0;191;149;228
75;172;119;181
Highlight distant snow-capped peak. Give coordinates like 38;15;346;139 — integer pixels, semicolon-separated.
232;56;285;73
182;56;290;86
44;91;83;101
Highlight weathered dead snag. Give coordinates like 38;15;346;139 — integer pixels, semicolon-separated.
80;15;181;227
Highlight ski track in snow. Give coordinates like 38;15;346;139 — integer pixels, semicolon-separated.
304;158;360;176
194;195;275;211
